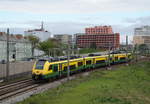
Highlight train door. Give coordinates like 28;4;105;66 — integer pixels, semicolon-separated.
52;64;58;72
59;63;62;77
48;64;53;72
115;56;118;63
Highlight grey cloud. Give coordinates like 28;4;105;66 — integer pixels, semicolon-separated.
118;16;150;35
113;25;134;35
45;21;95;34
0;21;134;44
124;16;150;25
115;16;150;43
137;17;150;24
0;21;95;36
0;0;149;14
124;19;138;24
1;15;150;43
0;28;26;34
0;0;29;1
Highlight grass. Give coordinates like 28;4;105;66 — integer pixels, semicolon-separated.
79;48;105;54
18;61;150;104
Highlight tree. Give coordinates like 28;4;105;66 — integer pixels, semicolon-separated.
26;35;40;57
138;44;149;55
38;38;63;56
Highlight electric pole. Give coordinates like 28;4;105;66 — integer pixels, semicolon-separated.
108;42;111;67
6;28;10;81
126;35;128;61
49;48;50;57
53;48;55;57
67;43;70;80
72;42;74;56
112;33;115;61
135;44;138;62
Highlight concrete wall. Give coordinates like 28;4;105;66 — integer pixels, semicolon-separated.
0;61;34;79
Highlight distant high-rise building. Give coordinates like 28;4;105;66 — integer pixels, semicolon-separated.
133;26;150;46
24;22;51;40
134;26;150;36
76;33;120;49
76;26;120;49
54;34;72;44
73;33;85;45
85;26;113;35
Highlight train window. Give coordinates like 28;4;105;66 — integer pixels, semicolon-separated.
128;55;131;58
48;65;52;71
96;60;105;64
35;61;46;70
86;60;92;65
120;57;126;60
69;65;76;70
53;65;58;72
78;62;83;66
115;57;118;60
64;66;67;71
109;57;112;61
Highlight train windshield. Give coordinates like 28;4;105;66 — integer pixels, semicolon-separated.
35;60;46;70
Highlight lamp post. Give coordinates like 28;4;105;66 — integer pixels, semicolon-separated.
6;28;10;81
126;35;128;61
67;44;70;80
108;42;111;67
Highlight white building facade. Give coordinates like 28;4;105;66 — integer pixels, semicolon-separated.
24;29;51;41
133;26;150;47
0;32;32;62
24;22;51;40
134;26;150;36
54;34;72;44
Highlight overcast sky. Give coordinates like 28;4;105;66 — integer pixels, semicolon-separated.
0;0;150;43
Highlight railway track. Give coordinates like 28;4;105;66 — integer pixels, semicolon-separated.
0;58;148;102
0;62;131;101
0;79;40;101
0;79;32;89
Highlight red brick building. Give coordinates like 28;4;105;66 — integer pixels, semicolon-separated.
76;26;120;49
85;26;113;35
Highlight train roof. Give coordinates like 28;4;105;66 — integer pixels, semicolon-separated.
37;53;132;64
48;58;84;64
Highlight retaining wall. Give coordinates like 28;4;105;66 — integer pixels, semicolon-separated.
0;61;34;80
